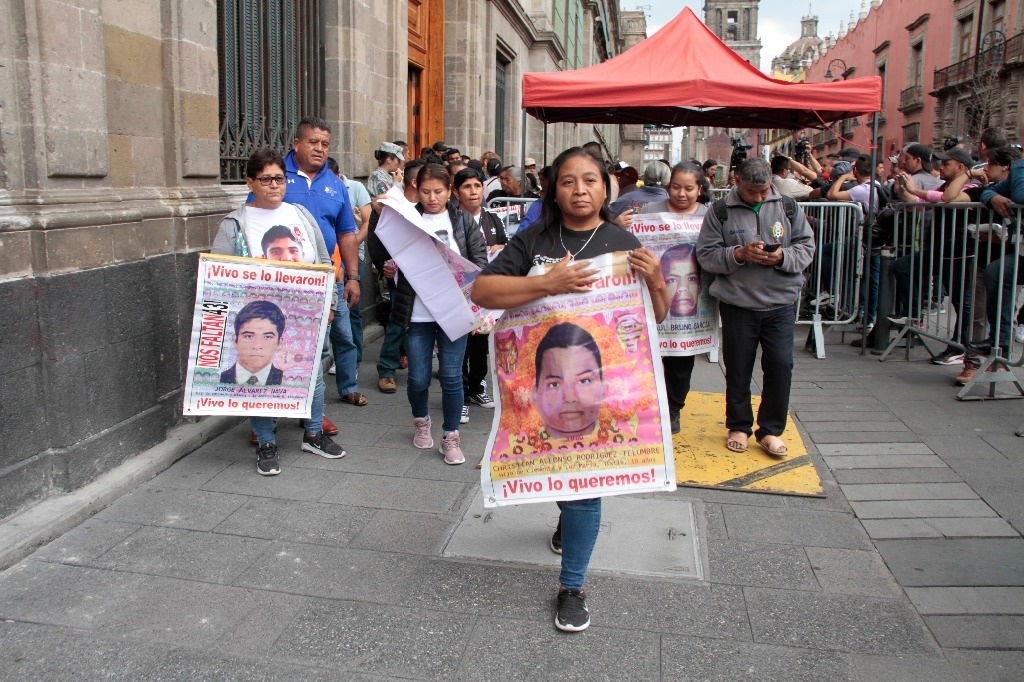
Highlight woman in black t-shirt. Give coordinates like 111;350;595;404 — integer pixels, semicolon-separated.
472;147;669;633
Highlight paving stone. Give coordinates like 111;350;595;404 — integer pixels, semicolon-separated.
348;509;458;555
942;649;1024;682
288;446;416;477
148;455;235;489
876;538;1024;586
0;620;169;681
454;616;661;682
722;506;872;550
658;635;851;681
804;421;913;433
705;539;818;589
817;443;935;456
862;517;1020;540
319;472;469;514
982;432;1024;459
30;519;140;566
922;435;1007;459
805;547;903;598
744;587;938;655
847;653;971;682
201;460;348;502
95;486;249;531
832;468;964;485
795;411;899;423
924;615;1024;649
233;542;425;603
824;454;947;469
137;648;341;681
213;498;377;546
850;499;997;519
812;432;924;444
906;587;1024;615
840;482;978;501
274;598;476;680
89;525;271;584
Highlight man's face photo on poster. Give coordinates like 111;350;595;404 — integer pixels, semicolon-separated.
530;323;606;439
261;224;303;262
222;300;286;385
661;244;701;318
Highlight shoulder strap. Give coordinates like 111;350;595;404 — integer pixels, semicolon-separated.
230;217;250;258
712;198;728;223
781;195;797;222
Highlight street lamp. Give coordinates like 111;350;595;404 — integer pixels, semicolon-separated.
824;58;848;80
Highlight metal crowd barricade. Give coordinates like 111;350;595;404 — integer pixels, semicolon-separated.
484;196;538;237
795;201;865;359
876;201;1023;401
710;188;730;201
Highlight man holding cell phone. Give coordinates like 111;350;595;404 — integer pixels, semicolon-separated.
696;158;816;458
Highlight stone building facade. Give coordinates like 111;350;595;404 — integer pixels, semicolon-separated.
0;0;623;519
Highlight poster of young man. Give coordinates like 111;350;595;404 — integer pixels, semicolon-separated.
481;252;676;507
631;213;718;356
183;253;333;418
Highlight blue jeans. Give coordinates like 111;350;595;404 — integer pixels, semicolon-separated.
406;321;468;433
251;360;325;444
330;282;358;396
557;498;601;591
985;255;1024;348
349;260;365;364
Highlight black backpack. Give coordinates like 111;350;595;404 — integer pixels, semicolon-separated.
712;194;798;225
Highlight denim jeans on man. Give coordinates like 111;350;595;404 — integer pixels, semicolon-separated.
985;255;1024;348
331;282;359;396
406;322;467;433
556;498;601;591
252;360;326;444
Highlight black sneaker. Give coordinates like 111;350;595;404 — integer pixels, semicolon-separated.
256;443;280;476
670;411;681;435
301;431;346;459
930;347;965;365
555;589;590;632
469;392;495;408
549;521;562;554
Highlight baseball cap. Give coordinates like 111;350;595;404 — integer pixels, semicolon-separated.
837;147;860;160
933;147;974;167
832;160;853;176
887;154;900;164
377;141;404;161
525;157;537;167
904;143;933;171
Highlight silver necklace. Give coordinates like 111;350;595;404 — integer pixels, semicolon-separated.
559;224;601;260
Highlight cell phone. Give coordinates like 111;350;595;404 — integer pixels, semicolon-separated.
763;243;782;252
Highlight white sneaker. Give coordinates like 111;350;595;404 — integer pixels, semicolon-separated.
1016;324;1024;344
460;405;470;424
440;431;465;465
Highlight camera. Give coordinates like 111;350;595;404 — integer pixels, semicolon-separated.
943;136;962;151
794;138;810;165
730;137;753;170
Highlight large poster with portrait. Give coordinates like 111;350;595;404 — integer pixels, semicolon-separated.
630;213;718;356
480;252;676;507
182;254;333;418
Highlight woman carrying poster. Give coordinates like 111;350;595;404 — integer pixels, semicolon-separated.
636;161;711;435
471;147;669;633
210;148;344;476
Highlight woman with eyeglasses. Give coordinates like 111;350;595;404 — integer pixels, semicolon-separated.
210;147;345;476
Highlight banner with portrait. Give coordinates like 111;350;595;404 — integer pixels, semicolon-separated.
631;212;718;356
182;254;333;418
376;190;493;339
480;252;676;507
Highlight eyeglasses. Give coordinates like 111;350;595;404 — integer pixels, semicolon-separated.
254;175;286;186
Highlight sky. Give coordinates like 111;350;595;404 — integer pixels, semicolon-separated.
641;0;871;74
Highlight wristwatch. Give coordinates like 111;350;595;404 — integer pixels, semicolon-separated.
345;274;361;282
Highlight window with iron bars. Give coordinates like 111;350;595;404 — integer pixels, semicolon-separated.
218;0;322;183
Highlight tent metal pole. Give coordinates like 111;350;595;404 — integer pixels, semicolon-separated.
520;108;528;197
543;123;548;166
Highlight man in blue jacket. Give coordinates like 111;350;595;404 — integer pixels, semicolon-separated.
283;117;365;406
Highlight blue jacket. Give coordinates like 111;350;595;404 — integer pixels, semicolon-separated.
281;150;356;257
981;158;1024;206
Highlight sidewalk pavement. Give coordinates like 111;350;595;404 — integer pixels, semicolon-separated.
0;330;1022;680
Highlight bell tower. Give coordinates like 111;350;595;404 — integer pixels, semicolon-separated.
704;0;762;69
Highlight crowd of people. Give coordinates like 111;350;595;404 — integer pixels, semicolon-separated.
211;116;1021;634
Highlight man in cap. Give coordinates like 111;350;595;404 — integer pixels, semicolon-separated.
524;157;541;194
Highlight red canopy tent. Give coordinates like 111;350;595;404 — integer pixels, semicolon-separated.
521;7;881;130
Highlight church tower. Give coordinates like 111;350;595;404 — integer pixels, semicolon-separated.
704;0;762;69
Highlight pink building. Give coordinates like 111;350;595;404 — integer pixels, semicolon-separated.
800;0;1023;158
